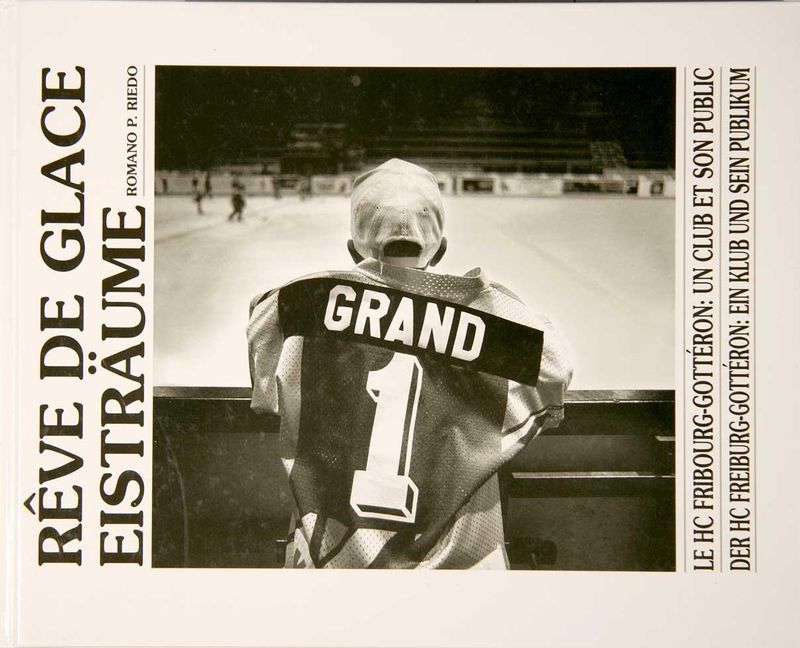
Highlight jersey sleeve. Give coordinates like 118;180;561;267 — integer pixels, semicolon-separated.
533;315;574;430
476;283;574;453
499;313;573;450
247;288;283;415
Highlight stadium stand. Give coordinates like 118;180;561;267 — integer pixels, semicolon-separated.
364;128;599;174
155;68;675;194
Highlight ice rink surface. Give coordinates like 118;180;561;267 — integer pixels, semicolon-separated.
155;194;674;390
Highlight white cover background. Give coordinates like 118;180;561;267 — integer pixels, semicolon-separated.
5;2;800;647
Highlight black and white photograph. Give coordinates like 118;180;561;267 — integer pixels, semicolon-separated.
152;66;676;571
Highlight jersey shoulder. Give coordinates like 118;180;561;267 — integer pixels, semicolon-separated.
480;280;562;333
487;280;523;303
470;279;539;329
477;281;572;383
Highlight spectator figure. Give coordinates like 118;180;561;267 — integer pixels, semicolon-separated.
192;173;204;215
247;159;572;569
273;174;282;200
228;174;246;222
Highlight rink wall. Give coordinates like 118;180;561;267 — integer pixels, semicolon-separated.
152;387;675;570
155;169;676;199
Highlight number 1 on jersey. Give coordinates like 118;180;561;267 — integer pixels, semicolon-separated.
350;353;422;523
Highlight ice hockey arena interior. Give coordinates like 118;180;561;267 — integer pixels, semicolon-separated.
153;67;676;571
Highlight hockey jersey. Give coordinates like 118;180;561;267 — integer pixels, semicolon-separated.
248;259;572;569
